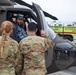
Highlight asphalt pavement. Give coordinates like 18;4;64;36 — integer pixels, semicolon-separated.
47;67;76;75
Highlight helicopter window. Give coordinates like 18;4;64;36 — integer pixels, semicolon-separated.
6;9;40;37
6;9;37;24
27;18;37;24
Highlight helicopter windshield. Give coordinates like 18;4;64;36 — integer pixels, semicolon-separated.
40;10;56;40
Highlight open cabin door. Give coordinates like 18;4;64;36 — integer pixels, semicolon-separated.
32;3;54;73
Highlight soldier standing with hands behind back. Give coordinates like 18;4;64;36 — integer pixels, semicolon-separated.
19;22;54;75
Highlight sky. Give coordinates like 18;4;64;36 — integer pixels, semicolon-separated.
22;0;76;23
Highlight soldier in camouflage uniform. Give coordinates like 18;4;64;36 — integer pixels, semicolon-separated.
19;22;54;75
0;21;22;75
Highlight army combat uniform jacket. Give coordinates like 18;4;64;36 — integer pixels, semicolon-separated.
0;36;22;75
19;34;54;75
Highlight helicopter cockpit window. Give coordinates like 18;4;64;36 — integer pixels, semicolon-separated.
6;9;40;37
27;18;37;24
6;10;37;23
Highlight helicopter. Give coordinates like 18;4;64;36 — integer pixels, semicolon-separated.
0;0;76;74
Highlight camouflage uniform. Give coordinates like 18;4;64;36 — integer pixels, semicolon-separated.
0;36;22;75
19;34;53;75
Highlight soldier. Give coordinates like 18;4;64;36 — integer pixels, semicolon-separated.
19;22;54;75
0;21;22;75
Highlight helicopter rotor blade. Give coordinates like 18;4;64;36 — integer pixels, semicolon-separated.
12;0;58;20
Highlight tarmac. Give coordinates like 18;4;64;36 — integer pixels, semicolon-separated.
47;67;76;75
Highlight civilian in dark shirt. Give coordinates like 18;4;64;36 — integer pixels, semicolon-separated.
11;14;28;43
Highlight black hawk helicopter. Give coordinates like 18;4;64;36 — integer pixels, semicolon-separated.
0;0;76;74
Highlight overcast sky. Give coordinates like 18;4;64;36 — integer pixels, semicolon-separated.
22;0;76;22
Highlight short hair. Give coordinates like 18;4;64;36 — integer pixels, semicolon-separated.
28;22;37;31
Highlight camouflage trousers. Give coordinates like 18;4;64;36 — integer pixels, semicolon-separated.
0;73;15;75
22;68;46;75
0;69;15;75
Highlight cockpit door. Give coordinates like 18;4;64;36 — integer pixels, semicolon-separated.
32;3;48;32
32;3;53;73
